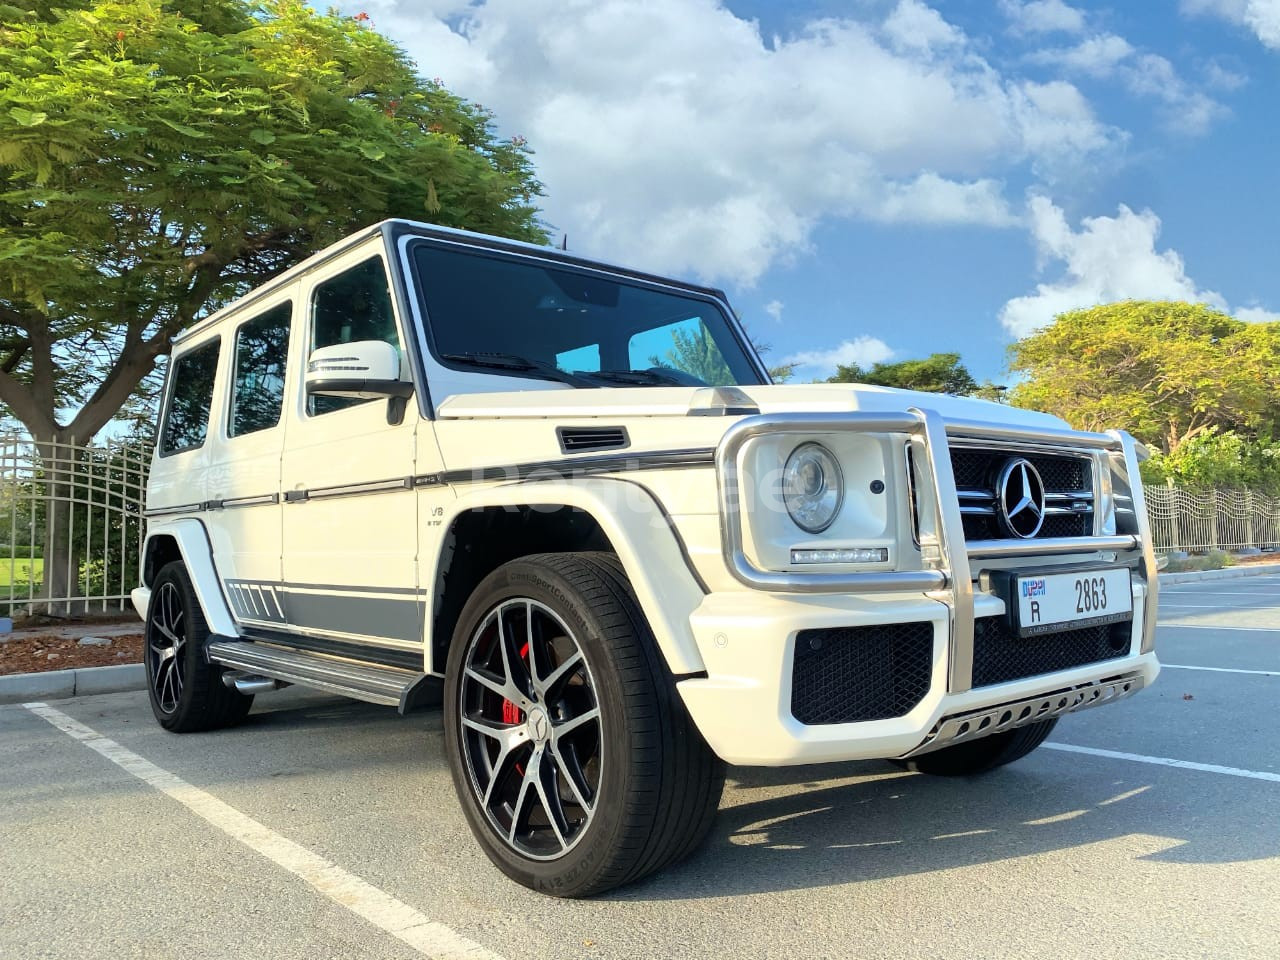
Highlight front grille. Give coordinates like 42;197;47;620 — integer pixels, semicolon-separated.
952;446;1094;542
971;616;1132;687
791;622;933;725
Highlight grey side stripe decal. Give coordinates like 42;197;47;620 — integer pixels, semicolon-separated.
225;578;424;643
145;449;715;518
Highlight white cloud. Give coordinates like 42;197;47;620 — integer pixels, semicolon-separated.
1182;0;1280;50
1027;36;1225;135
1204;60;1249;90
782;337;896;375
1236;306;1280;323
1026;33;1134;75
351;0;1118;286
1000;0;1088;35
999;197;1230;337
764;300;785;323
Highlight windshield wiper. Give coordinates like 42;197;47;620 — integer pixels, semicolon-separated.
439;352;591;387
583;368;688;386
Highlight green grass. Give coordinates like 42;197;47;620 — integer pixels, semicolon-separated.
0;557;42;587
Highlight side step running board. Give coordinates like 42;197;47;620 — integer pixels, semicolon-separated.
207;639;433;713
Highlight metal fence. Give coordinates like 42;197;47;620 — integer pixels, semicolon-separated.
1144;484;1280;554
1;433;151;617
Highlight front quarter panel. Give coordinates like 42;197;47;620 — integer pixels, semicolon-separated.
430;477;708;676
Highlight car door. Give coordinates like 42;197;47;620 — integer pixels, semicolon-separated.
203;288;295;628
278;246;433;663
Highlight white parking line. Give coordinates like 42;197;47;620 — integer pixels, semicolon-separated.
1044;743;1280;783
1160;623;1280;632
23;702;503;960
1162;663;1279;676
1158;602;1277;609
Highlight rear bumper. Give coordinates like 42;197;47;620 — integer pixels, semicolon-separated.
676;581;1158;766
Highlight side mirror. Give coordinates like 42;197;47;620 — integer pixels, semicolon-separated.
305;341;413;399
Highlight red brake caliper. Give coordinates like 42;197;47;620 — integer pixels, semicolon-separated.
501;641;531;726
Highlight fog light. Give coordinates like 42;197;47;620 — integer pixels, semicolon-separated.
790;547;889;564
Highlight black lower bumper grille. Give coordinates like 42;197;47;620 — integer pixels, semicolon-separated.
971;617;1132;688
791;622;933;725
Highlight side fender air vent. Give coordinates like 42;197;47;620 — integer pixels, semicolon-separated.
557;426;630;454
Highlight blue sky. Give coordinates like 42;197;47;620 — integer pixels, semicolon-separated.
347;0;1280;383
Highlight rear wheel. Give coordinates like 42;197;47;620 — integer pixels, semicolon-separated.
894;718;1058;776
443;552;724;897
145;561;253;732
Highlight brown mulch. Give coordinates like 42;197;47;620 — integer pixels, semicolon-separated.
0;632;143;676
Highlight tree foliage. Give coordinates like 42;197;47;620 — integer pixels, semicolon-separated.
827;352;979;395
0;0;545;445
1140;429;1280;495
1008;301;1280;454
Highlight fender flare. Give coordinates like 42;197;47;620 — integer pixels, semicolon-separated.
435;477;708;676
140;519;239;637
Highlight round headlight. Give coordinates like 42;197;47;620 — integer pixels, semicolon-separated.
783;442;843;533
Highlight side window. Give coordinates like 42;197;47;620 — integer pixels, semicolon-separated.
230;302;291;437
309;257;400;416
160;339;221;455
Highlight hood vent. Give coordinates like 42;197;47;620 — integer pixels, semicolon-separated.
557;426;630;454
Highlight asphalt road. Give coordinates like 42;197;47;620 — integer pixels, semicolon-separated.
3;574;1278;960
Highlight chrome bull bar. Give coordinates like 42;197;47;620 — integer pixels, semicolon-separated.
715;408;1159;694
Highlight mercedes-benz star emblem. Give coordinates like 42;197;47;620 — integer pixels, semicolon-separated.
996;458;1046;539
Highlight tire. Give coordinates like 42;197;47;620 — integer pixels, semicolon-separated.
443;552;725;897
894;718;1058;776
145;561;253;732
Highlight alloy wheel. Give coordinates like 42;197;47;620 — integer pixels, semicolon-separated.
459;598;602;860
148;581;186;714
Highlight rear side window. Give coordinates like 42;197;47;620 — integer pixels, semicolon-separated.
160;339;221;454
309;257;400;416
230;302;291;437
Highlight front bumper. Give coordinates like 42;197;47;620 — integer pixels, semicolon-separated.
677;582;1158;766
677;409;1160;767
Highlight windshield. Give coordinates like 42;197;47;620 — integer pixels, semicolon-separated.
411;243;764;388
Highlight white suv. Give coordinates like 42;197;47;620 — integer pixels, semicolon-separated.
134;220;1160;896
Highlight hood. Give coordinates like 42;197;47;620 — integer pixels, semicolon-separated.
435;382;1070;432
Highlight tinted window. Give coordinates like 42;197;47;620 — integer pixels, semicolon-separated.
230;302;291;437
309;258;399;416
161;339;220;454
413;244;762;388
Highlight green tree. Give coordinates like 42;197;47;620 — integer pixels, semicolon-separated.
826;352;979;395
1140;430;1280;495
0;0;545;603
1007;301;1280;454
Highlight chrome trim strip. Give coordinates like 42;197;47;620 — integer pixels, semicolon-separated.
944;419;1122;451
142;501;204;518
437;448;715;485
222;493;279;509
901;671;1146;758
965;534;1138;560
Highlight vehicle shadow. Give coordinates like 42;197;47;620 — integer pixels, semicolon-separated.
608;759;1280;901
221;692;1280;901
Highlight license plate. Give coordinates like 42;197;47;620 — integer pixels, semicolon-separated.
1014;569;1132;637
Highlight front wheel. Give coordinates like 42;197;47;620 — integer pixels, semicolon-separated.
443;552;724;897
894;718;1058;776
145;561;253;732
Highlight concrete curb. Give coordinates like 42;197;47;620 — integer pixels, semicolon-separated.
0;663;144;705
1159;564;1280;585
